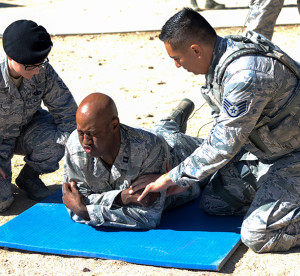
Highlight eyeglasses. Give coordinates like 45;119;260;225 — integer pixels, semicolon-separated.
24;57;49;71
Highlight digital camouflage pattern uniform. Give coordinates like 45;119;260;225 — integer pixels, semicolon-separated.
169;34;300;252
246;0;300;40
63;121;202;229
0;53;77;211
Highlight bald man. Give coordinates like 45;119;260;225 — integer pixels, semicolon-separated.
62;92;202;229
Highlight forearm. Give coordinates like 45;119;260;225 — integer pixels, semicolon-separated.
169;132;241;188
85;190;166;229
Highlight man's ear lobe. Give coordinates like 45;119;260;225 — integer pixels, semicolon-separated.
112;117;120;130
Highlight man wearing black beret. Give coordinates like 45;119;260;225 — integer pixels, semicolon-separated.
0;19;78;212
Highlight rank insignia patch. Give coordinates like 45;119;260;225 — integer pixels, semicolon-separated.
223;98;247;117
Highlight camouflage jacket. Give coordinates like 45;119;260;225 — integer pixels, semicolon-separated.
170;35;300;187
63;124;169;229
0;53;77;150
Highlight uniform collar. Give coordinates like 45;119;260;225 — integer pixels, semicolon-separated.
114;125;130;171
206;36;228;85
0;53;11;86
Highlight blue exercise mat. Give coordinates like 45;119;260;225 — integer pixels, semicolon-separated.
0;190;243;271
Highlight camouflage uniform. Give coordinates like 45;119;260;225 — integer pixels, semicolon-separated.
63;122;202;229
246;0;300;40
0;53;77;211
169;35;300;252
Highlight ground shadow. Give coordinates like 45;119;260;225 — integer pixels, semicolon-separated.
0;2;23;8
221;6;249;10
220;243;248;273
275;247;300;254
0;184;62;217
284;4;298;8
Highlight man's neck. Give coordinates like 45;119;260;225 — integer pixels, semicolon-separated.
100;133;121;169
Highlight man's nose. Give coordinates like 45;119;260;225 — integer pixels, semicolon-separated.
83;134;92;145
174;60;181;68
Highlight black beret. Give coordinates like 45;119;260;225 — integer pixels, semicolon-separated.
3;20;53;65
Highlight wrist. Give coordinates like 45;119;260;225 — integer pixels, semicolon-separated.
114;191;124;206
75;204;90;220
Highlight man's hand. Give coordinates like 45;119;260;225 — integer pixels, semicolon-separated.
129;174;162;193
62;181;90;220
129;161;172;194
131;172;178;202
115;187;160;207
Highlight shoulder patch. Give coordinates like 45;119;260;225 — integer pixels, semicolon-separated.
57;79;68;90
223;98;247;117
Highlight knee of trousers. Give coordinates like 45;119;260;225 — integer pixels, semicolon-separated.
241;218;299;253
241;214;282;253
26;142;65;173
240;219;268;253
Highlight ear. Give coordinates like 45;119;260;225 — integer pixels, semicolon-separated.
112;117;120;131
190;44;202;56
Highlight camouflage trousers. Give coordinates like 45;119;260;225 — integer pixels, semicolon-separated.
152;119;204;167
0;109;65;212
154;119;300;253
246;0;300;40
200;150;300;253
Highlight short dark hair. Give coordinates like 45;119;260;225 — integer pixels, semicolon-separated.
159;8;216;50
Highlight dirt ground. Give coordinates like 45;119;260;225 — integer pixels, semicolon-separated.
1;2;300;275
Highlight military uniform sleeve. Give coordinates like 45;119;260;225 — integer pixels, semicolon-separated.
64;132;168;229
42;64;77;145
85;191;166;229
170;63;276;187
135;134;169;176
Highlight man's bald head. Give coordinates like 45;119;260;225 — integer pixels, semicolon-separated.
76;92;121;163
77;92;118;124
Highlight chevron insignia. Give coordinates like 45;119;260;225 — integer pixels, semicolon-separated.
223;98;247;117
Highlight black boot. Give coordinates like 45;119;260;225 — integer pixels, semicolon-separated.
0;178;14;212
166;98;195;133
205;0;225;9
16;164;53;201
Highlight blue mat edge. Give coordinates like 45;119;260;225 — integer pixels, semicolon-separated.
0;238;233;271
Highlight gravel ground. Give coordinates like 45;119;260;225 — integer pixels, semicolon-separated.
0;0;300;275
